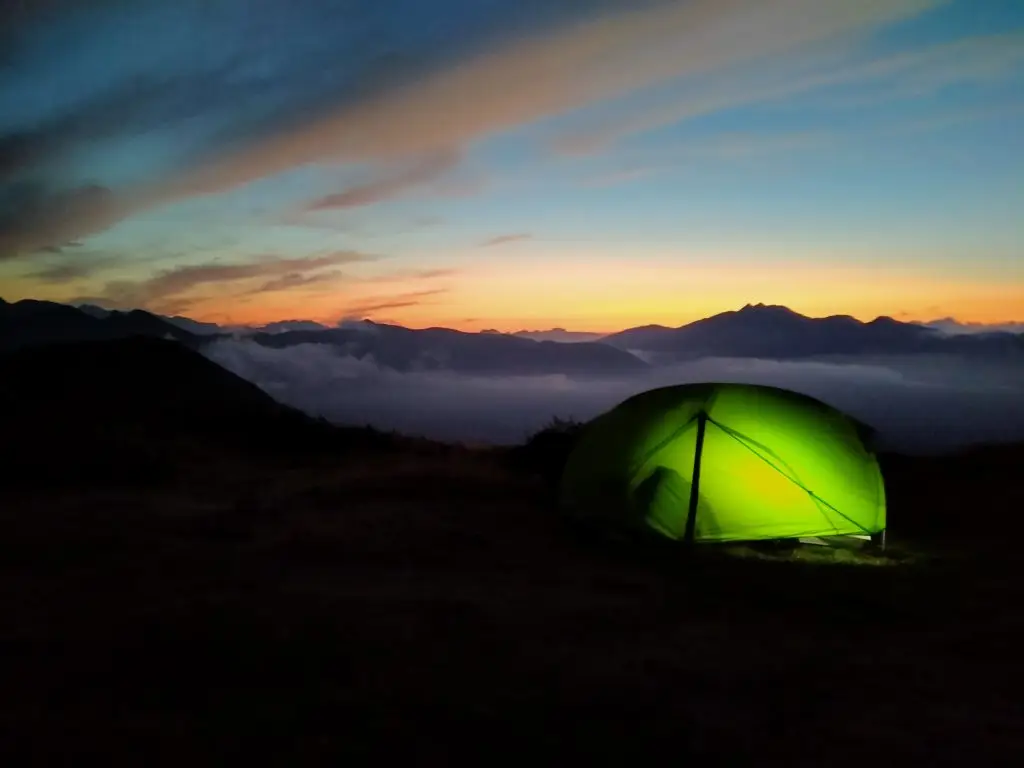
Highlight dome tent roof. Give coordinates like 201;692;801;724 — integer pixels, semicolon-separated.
559;382;886;544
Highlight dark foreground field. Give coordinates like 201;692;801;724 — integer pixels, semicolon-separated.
2;338;1022;765
3;441;1024;766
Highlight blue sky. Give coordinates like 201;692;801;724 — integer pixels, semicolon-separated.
0;0;1021;330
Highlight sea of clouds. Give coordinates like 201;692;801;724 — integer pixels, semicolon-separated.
203;339;1024;454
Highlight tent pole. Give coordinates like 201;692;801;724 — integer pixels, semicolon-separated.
871;529;887;552
683;410;708;548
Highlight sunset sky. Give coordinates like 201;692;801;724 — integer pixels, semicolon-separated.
0;0;1021;332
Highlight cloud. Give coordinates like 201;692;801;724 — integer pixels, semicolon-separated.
201;340;1024;453
0;131;53;180
341;288;450;318
304;148;461;211
0;0;937;255
254;269;347;294
0;185;122;259
578;129;836;185
26;251;124;284
361;268;459;284
552;30;1023;154
76;251;372;313
480;233;532;248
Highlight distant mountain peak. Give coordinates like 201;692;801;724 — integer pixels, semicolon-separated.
76;303;113;318
601;301;1022;361
737;302;801;316
513;328;607;343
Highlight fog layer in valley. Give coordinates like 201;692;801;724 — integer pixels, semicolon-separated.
203;339;1024;454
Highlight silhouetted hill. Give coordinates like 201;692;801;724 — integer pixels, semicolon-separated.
256;319;330;334
0;298;198;352
603;303;1024;360
160;314;225;335
512;328;606;343
0;337;420;487
248;321;648;374
161;316;332;335
76;303;112;318
920;317;1024;336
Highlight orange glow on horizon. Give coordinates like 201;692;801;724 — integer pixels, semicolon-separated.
6;254;1021;332
177;259;1024;331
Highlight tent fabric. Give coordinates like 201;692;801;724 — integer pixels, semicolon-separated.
559;383;886;544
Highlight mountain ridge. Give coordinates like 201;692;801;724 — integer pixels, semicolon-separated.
0;298;645;375
61;298;1024;341
0;297;199;353
3;298;1022;367
246;322;648;375
601;302;1023;361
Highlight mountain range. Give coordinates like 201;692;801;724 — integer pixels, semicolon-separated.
0;298;643;375
602;303;1024;361
914;317;1024;336
508;329;607;343
1;297;199;352
2;298;1022;373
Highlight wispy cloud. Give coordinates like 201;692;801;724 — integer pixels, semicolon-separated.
254;269;347;294
0;184;119;260
342;288;449;317
304;148;460;211
553;31;1024;154
0;0;937;255
26;251;124;284
480;233;532;248
75;251;372;314
361;268;459;283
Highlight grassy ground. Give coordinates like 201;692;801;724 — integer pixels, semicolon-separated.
3;446;1024;765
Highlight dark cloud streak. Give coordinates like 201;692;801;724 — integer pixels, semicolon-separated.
342;288;450;317
69;251;373;312
255;269;347;294
305;148;461;211
27;252;123;284
480;233;532;248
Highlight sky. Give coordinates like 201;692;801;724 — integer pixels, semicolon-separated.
0;0;1022;332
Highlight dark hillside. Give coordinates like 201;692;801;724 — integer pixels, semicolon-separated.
0;298;198;352
0;337;433;488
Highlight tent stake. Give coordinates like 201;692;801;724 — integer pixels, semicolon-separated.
683;410;708;548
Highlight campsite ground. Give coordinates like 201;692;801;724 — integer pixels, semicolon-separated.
3;443;1024;765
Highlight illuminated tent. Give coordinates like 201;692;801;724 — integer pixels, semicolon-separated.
559;383;886;545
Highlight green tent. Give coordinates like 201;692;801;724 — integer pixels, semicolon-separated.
559;383;886;544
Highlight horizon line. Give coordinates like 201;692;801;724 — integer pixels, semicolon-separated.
5;295;1023;335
